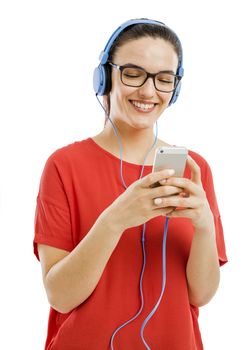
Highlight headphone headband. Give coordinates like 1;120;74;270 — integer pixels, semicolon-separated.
99;19;167;65
93;18;184;105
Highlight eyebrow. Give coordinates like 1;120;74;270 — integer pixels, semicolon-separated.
121;62;176;75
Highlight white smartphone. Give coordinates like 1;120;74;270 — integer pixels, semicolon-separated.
151;146;188;187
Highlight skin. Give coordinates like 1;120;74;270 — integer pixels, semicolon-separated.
38;36;220;313
99;37;179;165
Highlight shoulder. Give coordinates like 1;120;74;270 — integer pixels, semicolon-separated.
39;138;95;180
188;149;210;170
187;149;214;185
46;138;93;165
189;150;217;191
158;139;210;171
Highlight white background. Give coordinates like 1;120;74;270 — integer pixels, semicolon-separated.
0;0;247;349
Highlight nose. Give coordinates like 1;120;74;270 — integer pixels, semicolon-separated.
137;77;156;97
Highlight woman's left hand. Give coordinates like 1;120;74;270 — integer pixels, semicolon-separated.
155;155;214;231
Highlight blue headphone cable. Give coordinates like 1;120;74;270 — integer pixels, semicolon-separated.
140;216;169;349
96;95;169;350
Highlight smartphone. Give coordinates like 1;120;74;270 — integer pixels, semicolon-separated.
151;146;188;187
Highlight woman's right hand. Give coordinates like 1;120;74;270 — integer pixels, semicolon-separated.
102;169;183;231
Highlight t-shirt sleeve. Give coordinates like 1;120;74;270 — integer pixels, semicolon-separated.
33;153;74;260
202;160;228;266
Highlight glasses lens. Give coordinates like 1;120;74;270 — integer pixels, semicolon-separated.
121;67;146;87
155;73;178;92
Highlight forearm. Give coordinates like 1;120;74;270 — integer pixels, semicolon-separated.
45;212;124;313
186;218;220;307
43;169;178;314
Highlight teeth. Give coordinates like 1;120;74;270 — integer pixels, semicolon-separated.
132;101;154;110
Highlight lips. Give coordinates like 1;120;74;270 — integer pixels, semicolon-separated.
130;100;157;112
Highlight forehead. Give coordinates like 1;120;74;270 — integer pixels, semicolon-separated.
113;37;178;72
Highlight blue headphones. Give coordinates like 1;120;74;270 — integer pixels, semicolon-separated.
93;19;184;106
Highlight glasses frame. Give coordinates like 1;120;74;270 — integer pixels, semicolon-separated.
108;62;182;93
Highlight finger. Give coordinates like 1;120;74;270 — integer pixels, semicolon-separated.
187;155;201;185
151;185;183;198
165;176;198;195
153;206;176;216
166;208;193;219
179;191;190;198
141;169;175;188
152;195;193;209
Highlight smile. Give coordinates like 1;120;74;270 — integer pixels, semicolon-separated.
130;100;157;112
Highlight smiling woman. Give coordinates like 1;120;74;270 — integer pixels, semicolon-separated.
33;19;227;350
104;36;178;132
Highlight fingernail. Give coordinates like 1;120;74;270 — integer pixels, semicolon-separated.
154;198;162;205
168;169;175;176
160;179;167;184
181;192;189;198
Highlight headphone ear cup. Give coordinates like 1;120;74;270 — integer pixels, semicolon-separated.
93;65;104;95
169;81;181;106
93;64;111;96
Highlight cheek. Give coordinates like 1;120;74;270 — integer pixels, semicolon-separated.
160;92;173;108
109;91;125;115
110;85;133;109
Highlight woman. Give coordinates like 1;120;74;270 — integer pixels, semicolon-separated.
34;19;227;350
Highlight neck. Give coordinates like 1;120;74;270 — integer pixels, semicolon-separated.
105;119;157;162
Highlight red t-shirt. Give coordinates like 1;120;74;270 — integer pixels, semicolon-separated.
34;138;227;350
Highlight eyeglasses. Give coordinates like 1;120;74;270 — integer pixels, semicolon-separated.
108;62;182;93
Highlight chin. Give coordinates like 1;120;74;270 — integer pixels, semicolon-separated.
129;112;159;128
129;118;155;130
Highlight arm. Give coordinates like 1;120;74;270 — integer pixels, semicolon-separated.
38;169;180;314
154;156;221;307
186;211;220;306
38;213;124;314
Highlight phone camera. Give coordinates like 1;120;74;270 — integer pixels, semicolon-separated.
160;149;164;153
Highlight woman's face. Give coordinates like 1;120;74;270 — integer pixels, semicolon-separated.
109;37;179;131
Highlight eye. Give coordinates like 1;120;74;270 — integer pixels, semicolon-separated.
157;73;175;84
123;68;144;78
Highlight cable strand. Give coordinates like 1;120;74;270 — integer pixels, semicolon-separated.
96;94;168;350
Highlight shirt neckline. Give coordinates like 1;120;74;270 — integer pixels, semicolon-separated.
87;137;153;169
